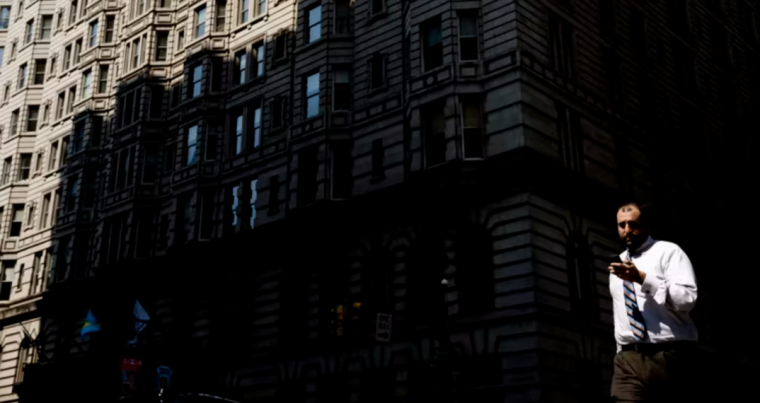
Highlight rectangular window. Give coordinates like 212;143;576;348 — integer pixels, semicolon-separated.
305;73;320;118
17;154;32;181
459;12;479;61
1;158;12;185
26;205;35;228
254;42;264;78
549;13;573;77
98;65;109;93
18;63;27;89
239;0;249;24
74;39;82;65
105;16;115;43
333;141;352;198
150;86;164;118
249;100;262;148
56;92;65;119
216;0;226;31
61;136;70;166
234;49;247;85
159;0;171;7
233;111;244;154
10;205;24;237
271;97;284;129
49;56;56;76
26;106;39;132
70;1;78;24
42;105;50;124
370;53;385;90
461;97;484;159
66;175;78;212
41;193;51;227
0;47;4;68
0;261;13;301
199;191;214;239
10;110;19;136
64;45;72;70
257;0;266;17
177;29;185;49
211;57;223;92
82;70;92;98
142;148;158;184
192;64;203;97
0;7;9;30
205;128;217;161
41;15;53;40
163;143;175;173
422;17;443;71
89;20;99;47
156;31;168;61
230;185;240;229
307;6;321;44
423;100;446;167
91;116;103;147
268;175;279;213
51;190;60;226
298;146;317;206
335;0;352;34
372;138;384;179
274;33;286;60
49;142;59;170
131;37;141;69
34;59;46;85
371;0;385;15
334;68;350;110
196;6;207;38
25;19;34;44
171;84;181;107
187;125;198;165
67;86;76;114
73;120;85;152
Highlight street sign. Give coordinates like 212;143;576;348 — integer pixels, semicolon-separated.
375;313;392;342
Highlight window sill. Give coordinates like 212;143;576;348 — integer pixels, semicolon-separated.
302;37;326;52
233;13;268;35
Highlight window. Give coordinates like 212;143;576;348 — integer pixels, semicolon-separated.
372;138;384;179
82;70;92;98
10;42;16;60
98;65;109;93
1;158;12;185
156;31;168;61
171;84;182;107
271;97;285;128
249;100;262;148
177;28;185;49
41;15;53;40
26;204;35;227
34;59;46;84
4;84;9;101
57;10;63;30
422;100;446;167
130;37;141;69
305;73;320;118
549;13;573;77
49;55;56;76
254;42;264;78
230;185;240;229
73;120;85;152
91;116;103;147
66;175;78;212
234;49;247;85
51;190;60;226
9;205;24;237
307;6;321;44
233;111;243;154
134;0;146;17
333;141;352;198
70;1;78;25
239;0;249;24
274;32;286;60
74;39;82;65
61;136;70;166
163;143;175;173
298;146;317;206
422;17;443;71
187;125;198;165
150;86;164;118
335;0;352;34
56;92;65;119
199;191;214;239
10;110;19;136
0;7;9;30
461;97;484;159
370;53;385;90
89;20;99;47
17;154;31;181
268;175;279;213
114;147;133;190
26;106;39;132
67;86;76;114
195;6;207;38
0;47;4;67
205;126;217;161
177;193;194;243
64;45;72;70
142;148;158;184
334;68;351;110
18;63;27;89
159;0;171;7
25;19;34;44
211;57;223;92
371;0;385;16
49;142;58;170
216;0;226;31
105;16;114;43
257;0;266;17
42;104;50;123
41;193;51;227
192;64;203;97
459;12;479;61
118;87;142;127
0;261;13;301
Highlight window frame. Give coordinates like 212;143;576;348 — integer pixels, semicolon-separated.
195;5;207;38
305;72;320;118
306;5;322;44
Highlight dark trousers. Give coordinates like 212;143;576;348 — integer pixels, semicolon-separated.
611;342;699;403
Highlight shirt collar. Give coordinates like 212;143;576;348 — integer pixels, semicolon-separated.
627;236;655;258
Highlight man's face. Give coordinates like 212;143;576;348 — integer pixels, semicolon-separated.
617;207;649;250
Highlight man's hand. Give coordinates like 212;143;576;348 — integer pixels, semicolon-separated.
609;260;647;284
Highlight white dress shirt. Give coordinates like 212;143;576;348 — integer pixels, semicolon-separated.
610;236;698;352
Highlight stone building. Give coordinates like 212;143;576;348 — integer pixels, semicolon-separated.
0;0;757;402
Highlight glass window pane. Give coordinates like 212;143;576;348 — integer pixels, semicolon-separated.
460;16;477;36
309;7;321;24
307;73;319;94
307;96;319;118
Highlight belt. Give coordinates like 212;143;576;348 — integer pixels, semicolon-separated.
621;341;696;354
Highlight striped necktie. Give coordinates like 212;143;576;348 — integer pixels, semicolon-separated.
623;251;648;341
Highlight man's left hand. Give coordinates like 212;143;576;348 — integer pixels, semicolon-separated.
609;261;647;284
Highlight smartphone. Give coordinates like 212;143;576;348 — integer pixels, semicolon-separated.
607;254;623;265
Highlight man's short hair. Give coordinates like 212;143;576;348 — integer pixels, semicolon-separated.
618;202;650;226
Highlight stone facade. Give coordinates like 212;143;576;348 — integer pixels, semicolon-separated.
0;0;758;402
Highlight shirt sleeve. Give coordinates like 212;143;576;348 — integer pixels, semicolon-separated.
639;246;697;312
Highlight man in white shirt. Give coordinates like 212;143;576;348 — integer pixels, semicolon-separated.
608;202;699;402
